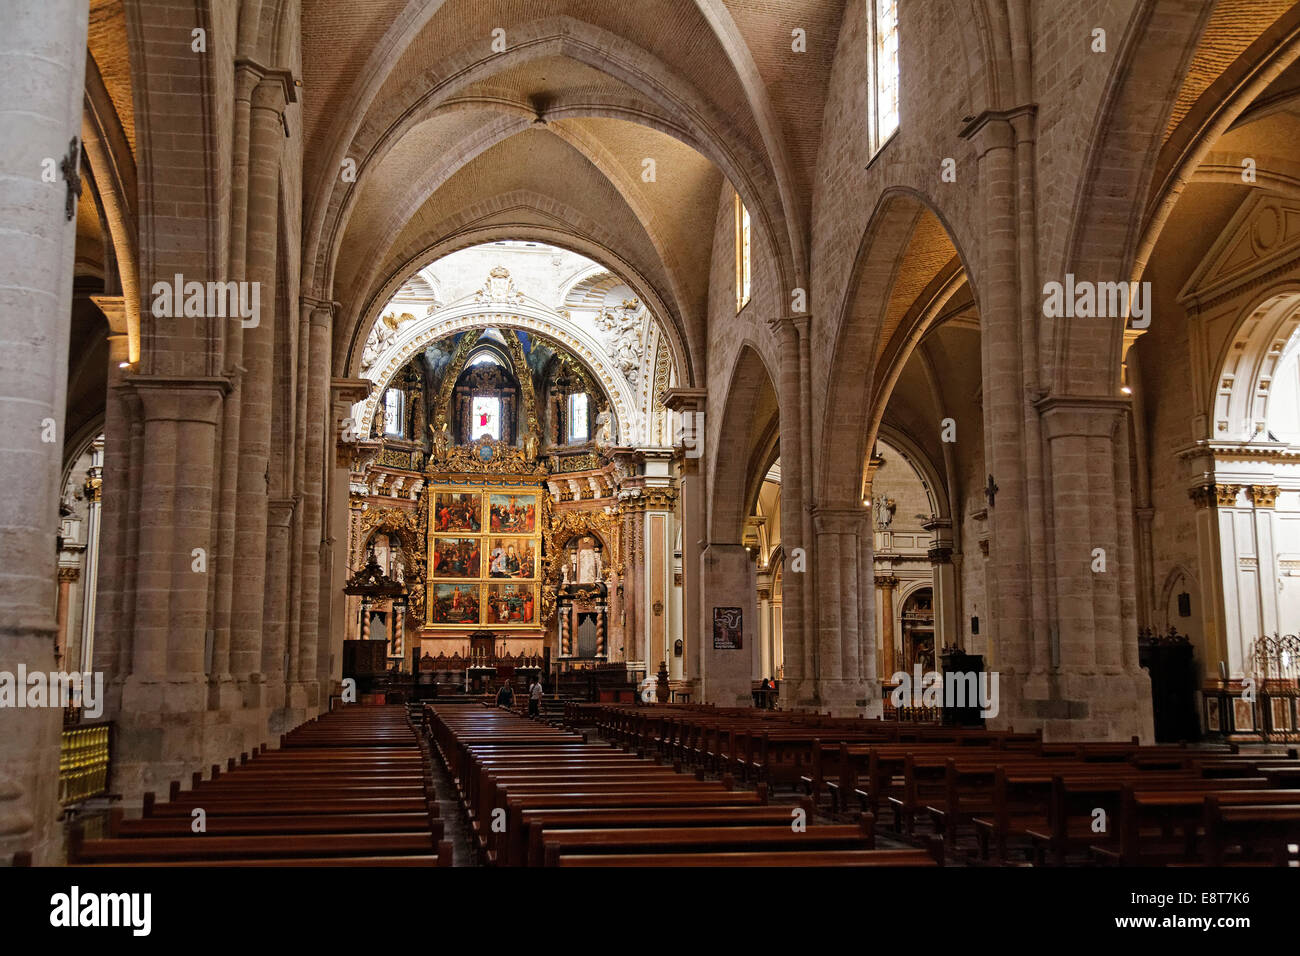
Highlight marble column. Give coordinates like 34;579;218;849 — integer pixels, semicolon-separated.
0;0;88;864
78;436;104;673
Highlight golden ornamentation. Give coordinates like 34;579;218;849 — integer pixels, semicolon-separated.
539;497;624;624
1248;484;1280;508
1216;484;1242;507
358;504;427;623
432;329;483;427
428;435;549;477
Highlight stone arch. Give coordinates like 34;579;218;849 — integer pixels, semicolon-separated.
341;216;694;390
351;303;647;447
1050;0;1298;396
304;17;798;305
709;343;780;546
818;187;979;510
1208;286;1300;443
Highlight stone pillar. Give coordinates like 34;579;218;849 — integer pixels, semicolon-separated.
875;575;899;679
924;516;958;649
697;543;756;706
116;378;226;800
813;508;878;715
0;0;88;864
1033;398;1152;741
765;317;809;703
663;388;706;694
209;61;264;714
261;497;295;726
229;70;293;705
294;300;332;712
92;322;136;698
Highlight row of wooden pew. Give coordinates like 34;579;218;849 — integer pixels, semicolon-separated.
578;703;1300;867
424;701;941;867
68;706;452;866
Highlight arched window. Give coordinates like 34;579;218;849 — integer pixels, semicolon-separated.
470;395;501;441
567;392;589;443
383;388;404;437
869;0;900;155
734;193;752;312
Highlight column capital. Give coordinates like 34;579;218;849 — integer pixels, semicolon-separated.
235;58;298;108
873;574;899;590
927;546;953;565
1248;484;1280;509
812;506;870;535
1189;483;1241;509
662;387;707;414
57;566;81;584
958;104;1036;154
1035;394;1130;441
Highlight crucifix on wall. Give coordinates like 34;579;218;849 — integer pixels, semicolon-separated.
984;474;999;508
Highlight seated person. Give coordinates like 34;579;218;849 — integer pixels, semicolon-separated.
494;682;515;708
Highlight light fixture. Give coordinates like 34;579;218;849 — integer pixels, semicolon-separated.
1121;385;1132;395
118;361;130;369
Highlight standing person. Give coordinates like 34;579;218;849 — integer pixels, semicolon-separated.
528;674;543;718
495;681;515;709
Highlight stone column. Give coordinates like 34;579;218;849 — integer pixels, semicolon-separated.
0;0;88;865
875;575;899;680
813;507;877;715
78;435;104;672
229;70;293;705
92;321;136;697
756;578;773;680
116;378;226;800
663;388;706;694
765;317;809;703
924;516;958;648
209;60;263;713
294;300;332;711
1035;397;1152;741
261;496;295;725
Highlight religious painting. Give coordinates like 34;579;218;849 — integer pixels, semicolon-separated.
487;537;536;579
433;492;482;533
1205;697;1221;733
431;537;481;578
430;583;481;624
489;493;536;533
712;606;743;649
486;583;536;625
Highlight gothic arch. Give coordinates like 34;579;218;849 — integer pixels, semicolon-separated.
709;342;780;545
818;187;979;510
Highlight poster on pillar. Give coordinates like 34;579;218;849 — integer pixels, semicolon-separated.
712;606;743;649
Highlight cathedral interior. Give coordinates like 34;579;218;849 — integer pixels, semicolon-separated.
4;0;1300;879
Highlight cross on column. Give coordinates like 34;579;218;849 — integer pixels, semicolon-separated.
984;474;999;508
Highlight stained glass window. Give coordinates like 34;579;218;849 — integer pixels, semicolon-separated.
568;392;589;442
471;396;501;441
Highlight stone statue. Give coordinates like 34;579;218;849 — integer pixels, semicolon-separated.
873;494;896;530
594;409;612;448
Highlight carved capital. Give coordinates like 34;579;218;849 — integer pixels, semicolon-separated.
1248;484;1280;509
927;546;953;565
874;574;899;590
